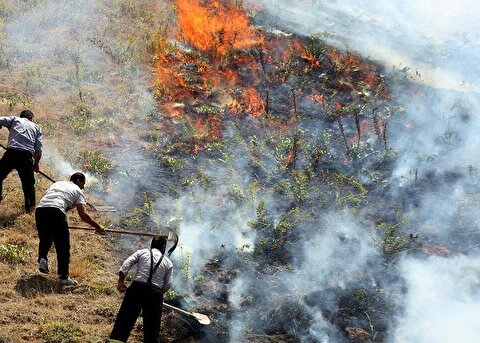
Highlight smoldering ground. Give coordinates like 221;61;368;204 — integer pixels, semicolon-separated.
3;1;480;342
249;0;480;342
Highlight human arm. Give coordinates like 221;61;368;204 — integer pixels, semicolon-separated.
117;250;141;292
33;154;41;172
75;203;105;234
33;129;42;172
117;271;127;292
0;116;13;129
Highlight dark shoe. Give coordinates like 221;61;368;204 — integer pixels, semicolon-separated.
38;258;49;274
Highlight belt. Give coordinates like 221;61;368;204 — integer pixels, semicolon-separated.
132;280;163;292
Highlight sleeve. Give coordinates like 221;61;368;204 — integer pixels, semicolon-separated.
162;264;173;293
74;190;87;206
0;116;13;128
119;250;141;275
34;127;43;157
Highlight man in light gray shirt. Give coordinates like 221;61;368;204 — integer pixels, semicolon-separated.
0;109;43;213
110;235;173;343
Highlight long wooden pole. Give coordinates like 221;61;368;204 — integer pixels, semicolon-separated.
69;225;158;237
1;142;116;212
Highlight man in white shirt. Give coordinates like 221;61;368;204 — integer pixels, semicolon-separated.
35;172;104;285
109;235;173;343
0;110;43;213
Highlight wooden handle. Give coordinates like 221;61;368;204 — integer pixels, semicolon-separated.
163;302;211;325
69;225;158;237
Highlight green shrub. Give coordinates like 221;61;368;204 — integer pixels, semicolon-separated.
87;282;117;296
42;322;84;343
80;149;113;175
93;304;118;319
0;244;28;264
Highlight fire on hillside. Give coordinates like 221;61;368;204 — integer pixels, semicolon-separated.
147;1;408;342
153;0;387;154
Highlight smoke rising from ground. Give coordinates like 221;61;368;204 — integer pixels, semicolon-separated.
251;0;480;91
3;0;159;208
252;0;480;341
4;1;480;341
393;256;480;343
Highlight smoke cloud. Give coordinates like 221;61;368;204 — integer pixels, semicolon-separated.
393;255;480;343
3;0;159;208
252;0;480;341
4;1;480;342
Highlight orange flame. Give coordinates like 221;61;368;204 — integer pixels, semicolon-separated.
176;0;263;56
327;49;380;89
309;94;328;107
242;87;265;116
194;115;222;142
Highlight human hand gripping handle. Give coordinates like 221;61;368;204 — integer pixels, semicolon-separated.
95;224;105;235
76;203;105;235
117;272;127;293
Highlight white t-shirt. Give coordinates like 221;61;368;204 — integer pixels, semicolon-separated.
37;181;86;213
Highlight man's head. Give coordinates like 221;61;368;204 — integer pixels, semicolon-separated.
20;110;34;121
151;235;167;253
70;172;86;189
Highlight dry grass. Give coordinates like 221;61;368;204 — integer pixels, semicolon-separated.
0;1;186;342
0;175;123;342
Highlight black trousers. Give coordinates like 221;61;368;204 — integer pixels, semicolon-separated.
110;281;164;343
0;148;36;212
35;207;70;279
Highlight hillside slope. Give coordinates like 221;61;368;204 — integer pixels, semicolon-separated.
1;1;477;343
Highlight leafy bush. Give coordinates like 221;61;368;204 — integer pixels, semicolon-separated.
80;149;113;175
0;243;28;264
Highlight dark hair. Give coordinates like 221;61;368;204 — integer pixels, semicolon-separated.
70;172;86;183
151;235;167;251
20;110;34;119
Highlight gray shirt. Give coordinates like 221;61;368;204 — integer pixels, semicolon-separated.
120;248;173;292
0;116;42;156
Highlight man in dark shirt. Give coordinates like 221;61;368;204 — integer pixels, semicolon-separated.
0;109;43;213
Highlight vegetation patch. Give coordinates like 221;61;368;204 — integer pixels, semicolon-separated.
80;149;113;176
0;243;28;264
41;322;84;343
86;282;117;296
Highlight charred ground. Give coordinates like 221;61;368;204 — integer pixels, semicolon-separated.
0;0;477;342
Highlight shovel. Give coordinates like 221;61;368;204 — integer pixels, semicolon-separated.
163;302;211;325
0;143;117;212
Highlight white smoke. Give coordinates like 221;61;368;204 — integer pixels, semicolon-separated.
251;0;480;341
393;255;480;343
3;0;159;208
297;211;378;289
250;0;480;92
4;1;480;341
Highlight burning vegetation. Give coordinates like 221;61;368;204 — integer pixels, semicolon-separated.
0;0;477;342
